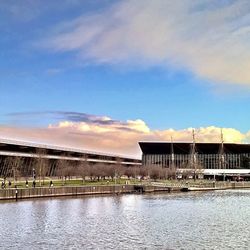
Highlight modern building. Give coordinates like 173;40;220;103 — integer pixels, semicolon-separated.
139;142;250;169
0;139;141;177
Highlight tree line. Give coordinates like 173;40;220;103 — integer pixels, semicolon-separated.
0;148;204;184
0;155;186;183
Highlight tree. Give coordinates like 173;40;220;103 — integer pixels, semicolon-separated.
133;166;140;181
106;164;116;181
139;166;148;180
148;165;163;181
114;158;124;183
9;156;23;185
124;166;134;179
77;155;89;183
2;157;13;178
194;163;204;180
56;156;69;184
88;164;97;181
93;163;106;181
35;149;48;186
115;165;124;183
166;167;177;180
182;170;193;180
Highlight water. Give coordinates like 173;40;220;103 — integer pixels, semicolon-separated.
0;190;250;250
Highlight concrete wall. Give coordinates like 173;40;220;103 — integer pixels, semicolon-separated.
0;185;136;200
1;182;249;201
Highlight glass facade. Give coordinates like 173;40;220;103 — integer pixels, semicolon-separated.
142;153;250;169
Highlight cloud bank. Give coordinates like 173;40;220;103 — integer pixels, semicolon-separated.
42;0;250;85
1;113;249;157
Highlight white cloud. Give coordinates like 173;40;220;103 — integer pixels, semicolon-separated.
1;116;249;158
43;0;250;85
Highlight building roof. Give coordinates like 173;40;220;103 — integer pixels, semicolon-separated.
0;138;141;163
139;142;250;154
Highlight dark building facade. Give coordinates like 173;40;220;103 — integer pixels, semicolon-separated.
139;142;250;169
0;139;141;177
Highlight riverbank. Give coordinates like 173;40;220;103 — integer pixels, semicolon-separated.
0;184;179;201
181;181;250;191
0;181;250;201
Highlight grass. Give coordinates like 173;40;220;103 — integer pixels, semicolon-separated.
0;177;229;189
0;178;143;189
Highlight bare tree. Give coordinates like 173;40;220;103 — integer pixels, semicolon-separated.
35;149;48;186
56;156;69;184
3;157;13;178
98;164;109;181
77;156;89;183
133;166;140;181
114;158;123;183
124;166;134;179
182;169;193;180
115;165;124;184
158;167;167;180
148;165;164;181
195;163;204;180
88;164;97;181
92;163;102;181
166;167;177;180
106;164;116;181
10;156;22;185
139;166;148;180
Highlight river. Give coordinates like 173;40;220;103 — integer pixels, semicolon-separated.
0;190;249;249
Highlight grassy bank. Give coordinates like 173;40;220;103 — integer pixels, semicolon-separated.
1;178;143;189
0;177;233;189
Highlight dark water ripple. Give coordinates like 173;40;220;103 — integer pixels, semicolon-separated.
0;190;250;249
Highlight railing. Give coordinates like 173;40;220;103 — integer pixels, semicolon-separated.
150;182;188;188
150;181;250;189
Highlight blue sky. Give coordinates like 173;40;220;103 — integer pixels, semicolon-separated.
1;0;250;156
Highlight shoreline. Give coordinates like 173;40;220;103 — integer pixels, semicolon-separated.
0;182;250;201
0;184;179;201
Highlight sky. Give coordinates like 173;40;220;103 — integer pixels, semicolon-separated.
1;0;250;157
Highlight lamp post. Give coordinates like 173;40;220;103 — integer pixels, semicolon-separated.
32;168;36;181
114;168;117;194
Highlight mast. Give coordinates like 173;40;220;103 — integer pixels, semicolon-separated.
171;136;174;169
190;129;197;180
219;128;225;169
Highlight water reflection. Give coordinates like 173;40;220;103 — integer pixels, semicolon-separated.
0;190;250;249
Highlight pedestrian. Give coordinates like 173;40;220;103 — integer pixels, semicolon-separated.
50;180;53;187
15;188;18;201
26;180;28;188
33;180;36;188
8;180;11;187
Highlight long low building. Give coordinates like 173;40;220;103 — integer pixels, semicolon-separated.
0;139;141;177
139;142;250;169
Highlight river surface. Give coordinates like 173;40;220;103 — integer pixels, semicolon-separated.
0;190;250;250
